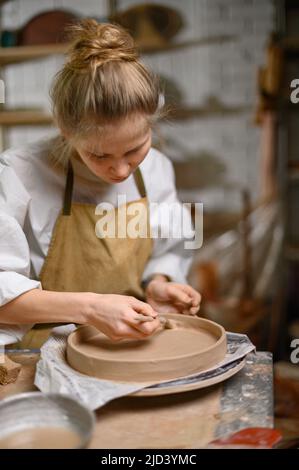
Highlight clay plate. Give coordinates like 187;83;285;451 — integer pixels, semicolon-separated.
67;314;227;383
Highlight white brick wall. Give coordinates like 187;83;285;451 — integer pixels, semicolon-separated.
1;0;108;145
133;0;275;208
1;0;275;210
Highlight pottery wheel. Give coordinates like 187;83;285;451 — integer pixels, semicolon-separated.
66;314;227;383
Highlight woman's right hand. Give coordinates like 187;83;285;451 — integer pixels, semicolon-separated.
84;293;161;341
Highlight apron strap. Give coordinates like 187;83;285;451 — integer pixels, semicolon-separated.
63;160;74;215
63;162;147;215
133;167;147;198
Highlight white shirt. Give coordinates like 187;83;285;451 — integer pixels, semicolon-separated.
0;135;193;344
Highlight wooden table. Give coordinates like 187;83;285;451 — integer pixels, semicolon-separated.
0;352;273;448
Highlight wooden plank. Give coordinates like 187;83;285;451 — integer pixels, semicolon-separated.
140;35;236;54
168;104;249;120
91;386;222;448
0;109;53;126
0;353;38;400
0;105;247;126
0;35;236;66
0;44;68;65
0;356;21;385
0;352;273;448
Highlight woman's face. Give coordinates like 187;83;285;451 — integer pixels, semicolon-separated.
72;114;152;184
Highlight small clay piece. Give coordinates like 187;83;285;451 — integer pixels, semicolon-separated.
159;316;177;329
67;314;227;383
0;356;21;385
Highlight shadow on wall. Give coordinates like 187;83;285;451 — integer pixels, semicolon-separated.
172;150;227;189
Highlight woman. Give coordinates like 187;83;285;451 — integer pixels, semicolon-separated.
0;20;201;346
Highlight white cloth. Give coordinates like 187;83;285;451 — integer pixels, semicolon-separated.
0;135;194;345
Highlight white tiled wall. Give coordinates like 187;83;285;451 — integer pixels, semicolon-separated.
1;0;275;210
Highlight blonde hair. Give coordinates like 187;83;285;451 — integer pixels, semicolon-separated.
50;19;161;142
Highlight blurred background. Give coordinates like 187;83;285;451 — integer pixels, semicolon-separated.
0;0;298;438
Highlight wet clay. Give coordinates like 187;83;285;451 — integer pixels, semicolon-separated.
0;426;81;449
67;314;227;383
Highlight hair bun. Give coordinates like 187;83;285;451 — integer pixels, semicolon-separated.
66;19;138;71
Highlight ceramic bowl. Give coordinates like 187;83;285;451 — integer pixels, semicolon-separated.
0;392;95;449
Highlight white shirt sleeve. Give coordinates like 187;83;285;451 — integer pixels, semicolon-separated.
0;155;41;345
141;149;194;285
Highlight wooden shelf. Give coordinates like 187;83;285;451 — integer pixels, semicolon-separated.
0;102;248;126
140;35;236;54
168;103;249;120
0;34;236;66
0;43;68;65
0;109;53;126
0;34;237;131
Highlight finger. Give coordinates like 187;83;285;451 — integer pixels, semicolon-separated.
178;285;202;306
191;292;202;307
190;305;200;315
136;321;160;336
133;314;155;323
164;304;181;314
181;307;199;316
131;316;161;335
146;303;181;314
129;298;158;318
114;323;154;341
167;285;193;306
126;308;158;328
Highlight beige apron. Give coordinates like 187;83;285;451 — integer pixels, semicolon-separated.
18;160;153;349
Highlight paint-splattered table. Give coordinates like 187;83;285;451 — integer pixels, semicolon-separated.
0;351;273;448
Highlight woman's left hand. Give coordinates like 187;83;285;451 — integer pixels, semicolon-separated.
145;277;201;315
